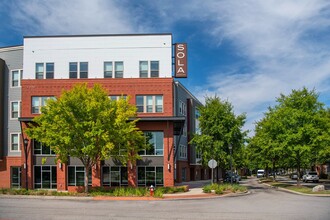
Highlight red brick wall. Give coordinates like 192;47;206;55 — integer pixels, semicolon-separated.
57;162;67;191
0;157;21;188
21;78;174;118
176;160;190;183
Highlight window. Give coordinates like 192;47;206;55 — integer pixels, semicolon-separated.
137;166;163;187
104;62;113;78
179;101;186;115
46;63;54;79
80;62;88;78
35;63;44;79
34;166;57;189
11;101;20;119
31;96;56;114
69;62;78;78
182;168;186;181
179;145;187;159
11;167;21;188
102;166;128;187
196;151;202;164
139;61;159;78
115;62;123;78
11;70;22;87
33;140;55;155
150;61;159;77
136;95;163;113
139;61;148;78
109;95;127;101
10;133;19;152
139;132;164;155
68;166;92;186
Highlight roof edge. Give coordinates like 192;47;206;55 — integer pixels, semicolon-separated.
24;33;173;39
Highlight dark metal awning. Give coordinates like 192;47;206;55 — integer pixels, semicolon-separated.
131;116;185;135
18;117;34;122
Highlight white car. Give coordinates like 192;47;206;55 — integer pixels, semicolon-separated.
257;170;265;178
303;171;319;183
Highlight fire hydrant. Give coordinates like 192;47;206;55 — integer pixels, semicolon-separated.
149;185;155;197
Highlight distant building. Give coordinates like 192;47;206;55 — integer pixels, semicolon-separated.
0;34;209;191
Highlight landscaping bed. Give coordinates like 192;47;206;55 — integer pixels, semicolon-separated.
202;183;247;194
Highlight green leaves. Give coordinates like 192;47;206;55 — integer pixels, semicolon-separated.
249;87;330;174
190;96;247;169
26;83;145;172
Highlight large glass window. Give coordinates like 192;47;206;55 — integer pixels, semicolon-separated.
11;70;22;87
69;62;78;78
136;95;163;113
80;62;88;78
102;166;128;187
46;63;54;79
137;166;163;187
11;167;21;188
150;61;159;77
31;96;56;114
36;63;44;79
139;61;148;78
10;133;19;152
11;101;19;119
33;140;55;155
140;131;164;155
104;62;113;78
115;62;123;78
68;166;92;186
34;166;57;189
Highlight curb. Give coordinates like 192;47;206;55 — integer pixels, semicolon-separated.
0;191;250;201
262;183;330;197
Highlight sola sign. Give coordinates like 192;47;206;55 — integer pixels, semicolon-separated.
175;43;187;78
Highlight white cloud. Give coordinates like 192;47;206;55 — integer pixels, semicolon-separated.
8;0;146;35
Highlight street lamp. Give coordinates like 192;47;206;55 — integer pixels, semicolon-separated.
229;143;233;185
23;138;29;190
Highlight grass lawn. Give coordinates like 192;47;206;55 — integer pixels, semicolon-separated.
269;182;330;194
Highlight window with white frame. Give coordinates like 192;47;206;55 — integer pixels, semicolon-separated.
104;62;113;78
10;133;20;152
102;166;128;187
11;70;22;87
179;100;187;115
11;167;21;188
10;101;20;119
137;166;163;187
179;145;187;159
34;166;57;189
195;108;201;134
136;95;163;113
196;151;202;164
109;95;127;101
139;131;164;156
31;96;56;114
35;63;54;79
69;62;88;78
33;140;56;155
139;61;159;78
115;61;124;78
68;166;92;186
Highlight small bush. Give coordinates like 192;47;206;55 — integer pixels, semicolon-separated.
203;183;246;194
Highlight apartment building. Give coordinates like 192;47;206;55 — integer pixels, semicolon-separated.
0;34;209;191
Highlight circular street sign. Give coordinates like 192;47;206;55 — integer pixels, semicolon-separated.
208;159;217;169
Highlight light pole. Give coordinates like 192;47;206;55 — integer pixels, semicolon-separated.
229;143;233;185
23;138;29;190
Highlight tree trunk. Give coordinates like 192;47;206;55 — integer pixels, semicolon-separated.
85;165;89;193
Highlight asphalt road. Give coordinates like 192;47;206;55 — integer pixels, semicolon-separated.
0;178;329;220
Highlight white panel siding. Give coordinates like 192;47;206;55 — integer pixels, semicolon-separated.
23;35;172;79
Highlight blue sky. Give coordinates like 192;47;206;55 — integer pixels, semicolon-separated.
1;0;330;135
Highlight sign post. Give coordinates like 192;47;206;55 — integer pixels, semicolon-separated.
208;159;217;184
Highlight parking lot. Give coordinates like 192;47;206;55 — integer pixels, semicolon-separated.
273;175;330;190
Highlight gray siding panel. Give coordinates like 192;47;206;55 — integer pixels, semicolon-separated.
0;47;23;157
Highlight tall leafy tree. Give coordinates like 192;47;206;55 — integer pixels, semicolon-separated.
26;83;144;192
190;96;247;177
251;88;330;184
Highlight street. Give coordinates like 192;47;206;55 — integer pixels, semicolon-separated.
0;178;329;220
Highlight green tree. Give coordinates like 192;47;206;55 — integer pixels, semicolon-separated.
26;83;145;192
251;88;330;184
190;96;247;179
